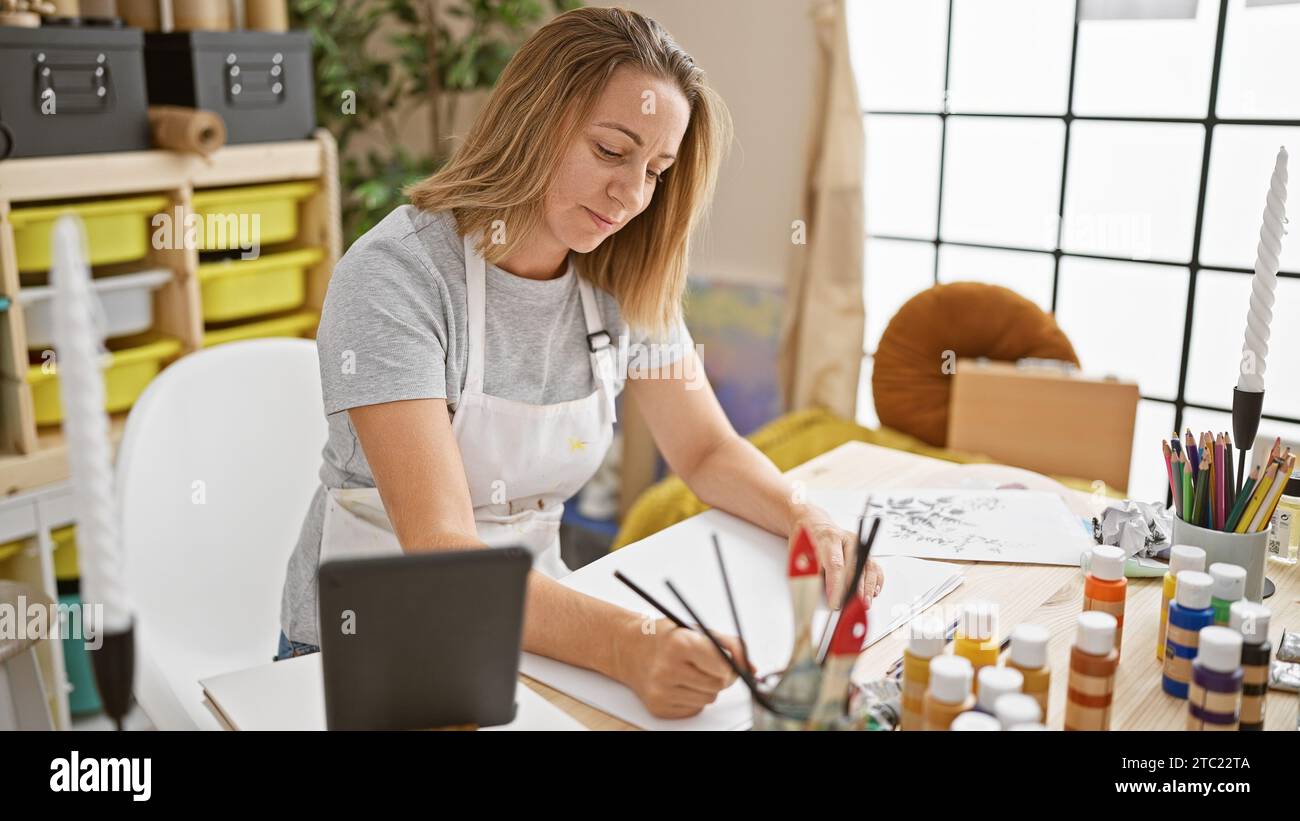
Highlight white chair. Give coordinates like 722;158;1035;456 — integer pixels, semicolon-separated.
115;338;326;730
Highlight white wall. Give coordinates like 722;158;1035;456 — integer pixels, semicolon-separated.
621;0;819;287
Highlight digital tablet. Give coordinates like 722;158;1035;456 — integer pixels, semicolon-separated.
317;547;532;730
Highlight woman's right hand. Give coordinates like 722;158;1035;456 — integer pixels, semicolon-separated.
615;618;749;719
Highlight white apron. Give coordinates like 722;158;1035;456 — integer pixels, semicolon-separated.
320;231;618;577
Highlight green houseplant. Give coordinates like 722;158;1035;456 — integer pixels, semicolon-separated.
291;0;583;243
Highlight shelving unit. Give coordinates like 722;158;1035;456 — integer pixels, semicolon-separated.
0;129;342;727
0;128;341;494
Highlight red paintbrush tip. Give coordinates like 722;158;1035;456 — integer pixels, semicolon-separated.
828;595;868;656
788;527;819;578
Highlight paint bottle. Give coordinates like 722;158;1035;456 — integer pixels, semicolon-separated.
1229;601;1271;731
976;665;1022;715
1065;611;1118;731
953;600;998;675
1157;545;1206;662
900;614;945;732
1208;563;1247;626
1083;545;1127;657
1005;623;1051;717
923;655;974;731
1187;626;1243;731
950;710;1001;731
995;693;1042;730
1163;570;1215;698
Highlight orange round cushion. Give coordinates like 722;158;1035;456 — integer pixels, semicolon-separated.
871;282;1079;447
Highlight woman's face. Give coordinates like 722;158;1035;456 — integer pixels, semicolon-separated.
544;67;691;254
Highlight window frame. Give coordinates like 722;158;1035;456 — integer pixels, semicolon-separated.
864;0;1300;444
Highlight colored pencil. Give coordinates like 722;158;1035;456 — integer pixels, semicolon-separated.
1225;465;1260;532
1215;434;1226;530
1201;439;1211;530
1186;429;1200;474
1203;435;1211;527
1223;434;1235;518
1249;455;1293;533
1182;453;1194;522
1191;455;1209;526
1173;452;1184;519
1236;460;1279;534
1170;441;1180;506
1255;453;1296;533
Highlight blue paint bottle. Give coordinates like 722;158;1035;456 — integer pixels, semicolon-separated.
1162;570;1215;699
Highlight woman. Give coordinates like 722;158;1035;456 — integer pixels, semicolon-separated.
279;6;883;719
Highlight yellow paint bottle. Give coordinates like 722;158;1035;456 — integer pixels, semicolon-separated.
1005;623;1051;718
923;655;974;731
1158;545;1206;662
900;614;946;731
953;600;998;675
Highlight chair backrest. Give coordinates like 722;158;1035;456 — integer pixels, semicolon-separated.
115;338;325;726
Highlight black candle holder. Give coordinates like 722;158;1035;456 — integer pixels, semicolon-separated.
1231;386;1275;599
89;620;135;730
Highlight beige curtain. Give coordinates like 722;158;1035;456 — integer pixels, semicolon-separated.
778;0;866;419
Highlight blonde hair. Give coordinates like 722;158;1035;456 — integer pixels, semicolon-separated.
406;6;731;334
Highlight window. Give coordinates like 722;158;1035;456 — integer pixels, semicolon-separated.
850;0;1300;502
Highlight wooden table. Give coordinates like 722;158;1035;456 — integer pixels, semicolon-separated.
524;441;1300;730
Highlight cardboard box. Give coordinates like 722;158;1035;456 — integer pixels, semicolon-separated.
946;359;1140;492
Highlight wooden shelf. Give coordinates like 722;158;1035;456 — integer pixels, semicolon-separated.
0;139;325;203
0;414;128;497
0;128;341;491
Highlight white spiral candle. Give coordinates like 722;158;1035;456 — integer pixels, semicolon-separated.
51;216;131;635
1238;146;1289;393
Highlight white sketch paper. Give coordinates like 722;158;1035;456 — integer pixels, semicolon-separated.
809;488;1094;566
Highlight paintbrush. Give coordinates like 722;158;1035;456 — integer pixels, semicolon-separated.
663;579;786;716
807;594;868;725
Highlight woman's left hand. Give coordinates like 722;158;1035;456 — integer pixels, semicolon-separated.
788;503;884;608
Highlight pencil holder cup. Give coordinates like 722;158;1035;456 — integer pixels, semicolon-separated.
1171;518;1269;602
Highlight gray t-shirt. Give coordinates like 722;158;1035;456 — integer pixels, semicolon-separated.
280;205;691;645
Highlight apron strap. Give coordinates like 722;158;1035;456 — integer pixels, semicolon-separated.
578;277;618;423
462;232;487;395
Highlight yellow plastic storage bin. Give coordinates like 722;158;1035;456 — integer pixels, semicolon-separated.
26;337;182;426
0;538;24;564
9;195;170;274
190;182;319;251
198;247;322;323
52;526;78;582
203;311;319;348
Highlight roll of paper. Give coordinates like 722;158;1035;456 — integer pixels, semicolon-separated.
148;105;227;156
171;0;230;31
117;0;161;30
80;0;119;20
245;0;285;31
